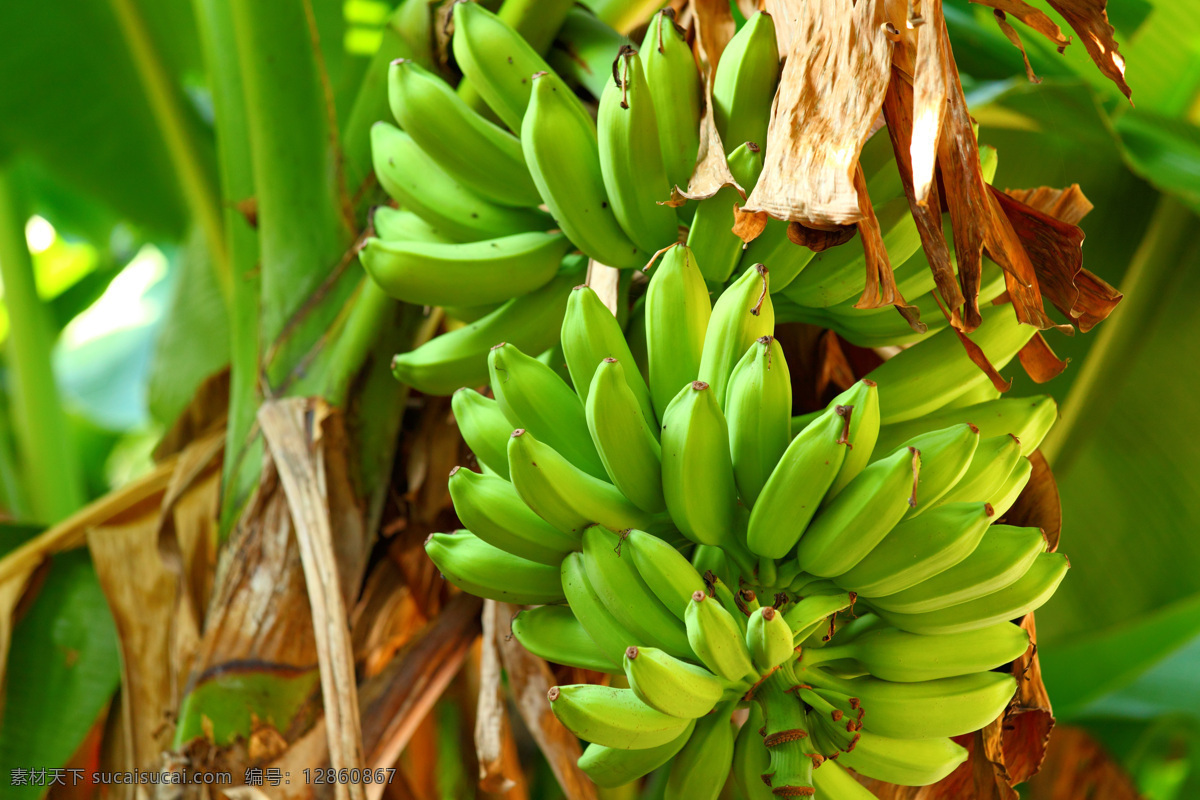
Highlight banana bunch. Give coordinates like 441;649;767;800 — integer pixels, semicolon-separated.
424;242;1067;797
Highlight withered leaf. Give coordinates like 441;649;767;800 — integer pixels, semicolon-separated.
1001;450;1062;552
852;165;922;332
787;220;858;251
1043;0;1131;100
954;326;1013;392
733;205;770;243
984;189;1064;333
1026;726;1142;799
910;0;950;204
682;0;741;200
999;612;1055;786
972;0;1071;50
992;10;1043;84
475;600;525;796
1018;332;1070;384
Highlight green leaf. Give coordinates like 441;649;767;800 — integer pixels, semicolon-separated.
1113;110;1200;212
174;666;320;747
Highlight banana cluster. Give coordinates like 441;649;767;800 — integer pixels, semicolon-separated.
424;243;1068;797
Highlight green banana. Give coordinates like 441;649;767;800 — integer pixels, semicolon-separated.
451;388;511;478
794;446;920;577
747;405;848;560
732;704;774;800
489;342;607;478
548;684;694;749
890;424;980;516
371;205;453;242
447;467;579;564
826;379;882;499
370;122;548;241
740;220;815;293
626;529;706;621
933;434;1023;510
586;359;666;513
511;604;622;673
835;502;995;598
392;256;583;395
561;551;641;665
645;244;711;422
726;335;792;507
811;759;889;799
685;590;757;683
873;552;1069;635
642;9;701;191
547;7;631;100
508;428;657;533
425;531;566;604
386;59;540;207
783;586;856;645
625;645;725;718
578;720;697;788
697;261;774;407
665;705;737;800
523;71;646;268
873;395;1058;457
818;728;967;787
990;455;1033;518
870;525;1049;614
802;623;1030;683
711;12;780;153
746;606;794;672
598;46;679;253
693;544;736;589
686;143;765;286
361;231;569;307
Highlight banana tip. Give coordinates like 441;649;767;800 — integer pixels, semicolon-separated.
511;428;525;438
547;687;560;702
449;465;461;477
692;381;709;391
762;606;777;621
625;646;639;659
692;590;707;603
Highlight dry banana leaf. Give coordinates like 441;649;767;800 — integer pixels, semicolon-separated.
1002;450;1063;552
1018;333;1070;383
475;600;527;796
972;0;1070;50
1025;726;1143;799
991;9;1043;83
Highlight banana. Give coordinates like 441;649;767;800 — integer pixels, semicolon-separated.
626;529;706;621
511;604;622;673
835;502;995;598
872;551;1069;635
392;256;583;395
802;623;1030;683
825;379;882;499
562;551;641;664
685;590;758;683
732;704;774;800
523;71;647;268
598;46;679;253
697;262;774;407
444;301;505;324
547;7;631;100
693;544;738;590
801;669;1017;740
361;231;569;307
425;531;566;604
370;122;548;242
889;424;980;516
371;206;453;242
665;704;737;800
811;759;887;799
794;446;919;577
818;728;967;787
709;573;748;633
726;335;792;507
489;342;607;478
869;303;1038;424
645;244;711;422
711;12;780;153
451;388;512;478
747;404;848;559
387;59;540;207
932;434;1023;510
562;284;656;426
746;606;794;672
548;684;694;749
870;525;1048;614
686;143;765;287
578;720;697;788
740;220;815;294
642;9;701;192
586;359;667;513
508;428;658;533
625;645;725;718
782;587;856;646
448;467;580;564
873;395;1058;457
990;455;1033;518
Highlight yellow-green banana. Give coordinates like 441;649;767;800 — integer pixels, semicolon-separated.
826;379;882;499
665;705;737;800
990;455;1033;518
711;12;779;153
685;590;757;683
624;645;725;718
511;604;621;673
874;395;1058;457
447;467;580;564
562;551;641;665
547;6;631;100
892;423;980;516
371;205;453;242
451;388;511;478
642;9;701;191
816;728;967;787
697;261;774;407
645;244;711;421
933;434;1023;510
425;531;566;604
732;704;774;800
586;358;666;513
626;529;706;620
686;143;765;287
746;606;794;672
726;335;792;507
740;220;814;293
811;759;889;799
578;720;697;788
548;684;694;749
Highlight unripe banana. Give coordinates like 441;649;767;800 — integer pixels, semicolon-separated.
889;424;980;517
489;342;607;478
871;525;1048;614
578;720;697;788
370;122;548;241
523;71;646;268
836;502;995;598
803;623;1030;683
825;379;882;499
811;759;887;799
547;7;631;100
562;284;656;426
386;59;540;206
548;684;694;749
371;205;453;242
693;544;736;588
642;9;701;191
512;604;622;673
747;404;849;559
507;428;657;533
645;244;711;422
685;590;757;683
711;12;779;153
392;256;583;395
624;645;725;718
795;446;920;577
451;388;511;478
586;359;666;513
746;606;794;672
819;728;967;787
665;704;737;800
873;551;1069;635
598;46;679;253
561;551;641;664
782;587;856;645
686;143;765;287
740;219;815;293
933;434;1023;510
448;467;580;564
874;395;1058;457
425;531;566;604
726;335;792;507
989;455;1033;518
697;262;774;407
361;231;569;307
626;529;706;621
732;704;774;800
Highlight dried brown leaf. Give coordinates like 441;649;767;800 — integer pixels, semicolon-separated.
970;0;1070;49
475;600;522;795
786;220;858;251
153;369;230;461
733;205;770;243
680;78;742;200
1018;333;1070;383
352;560;428;678
954;326;1013;392
852;166;924;334
1000;612;1055;785
693;0;736;71
1002;450;1062;552
1026;726;1142;799
910;0;950;203
1043;0;1131;100
1006;185;1093;225
993;10;1043;84
744;0;894;228
984;190;1064;333
586;260;623;313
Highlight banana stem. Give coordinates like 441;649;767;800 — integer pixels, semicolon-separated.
757;670;816;795
1042;195;1200;476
